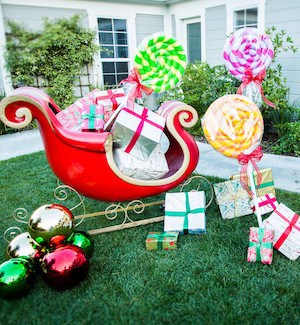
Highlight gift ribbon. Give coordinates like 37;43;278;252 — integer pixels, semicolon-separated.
165;192;205;234
96;89;124;111
82;105;104;129
147;232;178;250
237;68;275;108
252;194;277;212
274;210;300;250
237;146;263;198
216;182;246;218
249;228;272;262
123;107;164;154
121;68;153;100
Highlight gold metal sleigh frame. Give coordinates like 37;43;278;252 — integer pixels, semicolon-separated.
5;174;214;241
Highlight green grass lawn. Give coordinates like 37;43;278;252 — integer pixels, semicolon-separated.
0;151;300;324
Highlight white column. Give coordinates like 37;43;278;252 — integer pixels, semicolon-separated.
0;0;13;95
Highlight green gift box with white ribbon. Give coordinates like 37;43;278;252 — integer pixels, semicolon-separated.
145;231;179;250
164;191;206;234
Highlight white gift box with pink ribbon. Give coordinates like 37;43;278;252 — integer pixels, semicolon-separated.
111;102;166;161
262;203;300;261
250;193;278;216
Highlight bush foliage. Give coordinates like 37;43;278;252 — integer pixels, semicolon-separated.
5;14;99;109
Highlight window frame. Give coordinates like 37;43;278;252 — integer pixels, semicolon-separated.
182;16;202;63
233;7;258;31
227;1;265;35
97;17;130;89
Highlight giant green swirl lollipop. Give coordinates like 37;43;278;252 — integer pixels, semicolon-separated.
134;33;187;93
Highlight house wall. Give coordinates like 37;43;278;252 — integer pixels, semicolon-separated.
0;0;299;104
205;5;226;66
265;0;300;105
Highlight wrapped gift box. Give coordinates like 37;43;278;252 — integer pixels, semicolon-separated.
111;102;166;161
113;144;169;180
56;88;125;130
81;104;105;131
95;88;125;122
230;168;276;198
213;179;253;219
145;231;179;250
250;193;278;216
262;203;300;261
56;89;101;130
164;191;206;235
247;227;274;264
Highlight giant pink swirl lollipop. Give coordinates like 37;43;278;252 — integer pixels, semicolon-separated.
223;27;274;81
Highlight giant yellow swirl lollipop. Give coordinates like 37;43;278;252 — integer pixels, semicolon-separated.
202;94;264;159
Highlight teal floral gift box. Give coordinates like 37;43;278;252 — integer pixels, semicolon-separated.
213;179;253;219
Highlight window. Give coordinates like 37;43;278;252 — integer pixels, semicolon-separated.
98;18;129;88
187;22;201;63
234;8;258;31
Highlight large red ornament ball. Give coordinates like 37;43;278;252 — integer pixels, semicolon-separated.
41;245;89;290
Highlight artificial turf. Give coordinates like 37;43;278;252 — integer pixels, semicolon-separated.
0;151;299;324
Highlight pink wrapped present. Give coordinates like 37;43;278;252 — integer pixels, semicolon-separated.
56;88;125;130
56;89;102;130
247;227;274;264
95;88;125;122
263;203;300;261
81;104;104;131
250;193;278;216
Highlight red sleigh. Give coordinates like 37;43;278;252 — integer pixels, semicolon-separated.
0;87;200;203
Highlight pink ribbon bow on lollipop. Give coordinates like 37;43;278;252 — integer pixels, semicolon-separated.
237;68;275;108
121;68;153;100
237;146;263;198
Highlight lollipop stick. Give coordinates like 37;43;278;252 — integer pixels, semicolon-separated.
247;162;263;228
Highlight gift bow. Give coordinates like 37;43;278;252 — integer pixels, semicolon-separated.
96;89;124;111
165;192;205;234
252;194;277;212
237;68;275;108
121;68;153;100
249;227;273;262
147;232;178;250
237;146;263;198
217;182;246;218
82;105;104;129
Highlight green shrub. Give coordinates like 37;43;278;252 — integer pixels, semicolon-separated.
272;121;300;156
5;14;99;108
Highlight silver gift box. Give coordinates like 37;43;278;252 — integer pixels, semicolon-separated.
113;144;169;180
111;102;165;161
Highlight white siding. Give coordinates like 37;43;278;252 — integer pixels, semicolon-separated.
205;5;226;66
2;4;88;31
265;0;300;105
135;13;164;45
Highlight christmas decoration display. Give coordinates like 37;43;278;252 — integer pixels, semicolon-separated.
223;27;275;107
134;33;187;93
0;204;94;298
164;191;206;234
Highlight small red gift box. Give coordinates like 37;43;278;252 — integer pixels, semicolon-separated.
247;227;274;264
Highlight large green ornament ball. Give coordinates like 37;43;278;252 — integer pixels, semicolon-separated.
67;231;94;259
28;204;75;244
0;258;34;299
